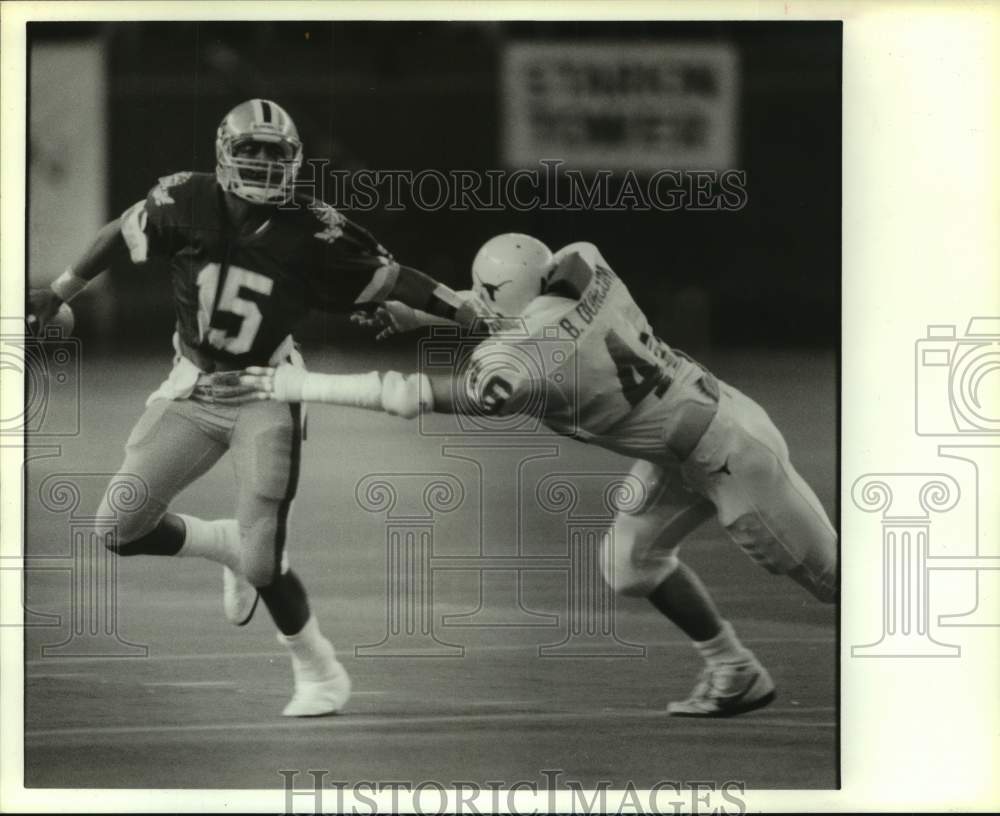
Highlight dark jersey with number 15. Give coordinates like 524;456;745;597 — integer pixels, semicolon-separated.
119;171;400;370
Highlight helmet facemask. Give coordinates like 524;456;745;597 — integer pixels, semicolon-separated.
215;99;303;204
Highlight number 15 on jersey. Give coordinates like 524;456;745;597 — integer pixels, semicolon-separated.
196;262;273;354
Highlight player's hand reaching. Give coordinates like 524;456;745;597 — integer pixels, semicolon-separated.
26;288;65;336
238;365;307;402
203;370;271;405
350;301;422;341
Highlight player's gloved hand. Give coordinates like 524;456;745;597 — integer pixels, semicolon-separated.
26;288;64;336
350;301;421;341
239;365;307;402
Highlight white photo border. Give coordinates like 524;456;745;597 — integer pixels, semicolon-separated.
2;1;998;812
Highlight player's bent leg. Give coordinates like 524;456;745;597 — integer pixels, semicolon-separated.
221;558;259;626
782;467;839;602
276;613;351;717
649;561;725;641
249;543;349;716
603;509;680;598
704;388;838;603
231;401;350;715
601;460;712;596
604;460;774;717
646;552;775;717
98;399;230;561
721;458;838;603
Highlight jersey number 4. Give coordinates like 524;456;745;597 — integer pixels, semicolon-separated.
197;263;273;354
604;329;669;407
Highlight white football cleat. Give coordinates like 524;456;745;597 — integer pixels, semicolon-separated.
278;617;351;717
667;660;776;718
223;566;259;626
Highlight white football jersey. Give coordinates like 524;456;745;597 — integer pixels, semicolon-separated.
465;242;720;462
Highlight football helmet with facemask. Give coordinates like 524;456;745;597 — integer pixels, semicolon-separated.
470;233;554;316
215;99;303;204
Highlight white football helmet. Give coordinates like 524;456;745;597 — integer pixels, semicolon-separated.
215;99;303;204
471;233;553;316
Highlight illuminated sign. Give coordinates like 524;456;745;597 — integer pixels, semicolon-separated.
502;42;739;171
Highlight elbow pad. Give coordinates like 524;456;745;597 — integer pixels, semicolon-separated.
380;371;434;419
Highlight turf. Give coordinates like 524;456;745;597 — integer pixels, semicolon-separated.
23;346;837;789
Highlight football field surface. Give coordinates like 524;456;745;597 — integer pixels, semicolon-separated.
23;347;838;790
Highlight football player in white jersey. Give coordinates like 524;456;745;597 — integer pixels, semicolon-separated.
237;234;838;717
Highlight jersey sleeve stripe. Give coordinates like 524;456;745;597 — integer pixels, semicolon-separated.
545;251;594;300
354;259;401;304
119;200;149;263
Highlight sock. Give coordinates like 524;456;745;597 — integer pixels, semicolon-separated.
175;514;242;571
113;514;185;557
648;562;726;642
277;614;335;680
692;620;754;668
260;569;311;635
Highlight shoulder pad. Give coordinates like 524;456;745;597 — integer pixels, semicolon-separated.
305;199;348;244
150;171;195;206
545;247;597;300
552;241;604;268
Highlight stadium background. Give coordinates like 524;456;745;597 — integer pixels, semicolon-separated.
24;21;840;791
29;21;840;352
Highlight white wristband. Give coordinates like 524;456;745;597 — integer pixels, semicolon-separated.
289;370;434;419
300;371;383;409
50;270;89;303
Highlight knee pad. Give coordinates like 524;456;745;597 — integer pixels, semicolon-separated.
726;513;799;575
626;459;670;515
602;513;681;597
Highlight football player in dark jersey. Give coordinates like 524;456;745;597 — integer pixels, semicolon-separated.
27;98;480;717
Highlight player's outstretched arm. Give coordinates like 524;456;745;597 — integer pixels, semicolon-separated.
28;218;129;332
383;266;498;332
239;365;463;418
350;300;455;341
